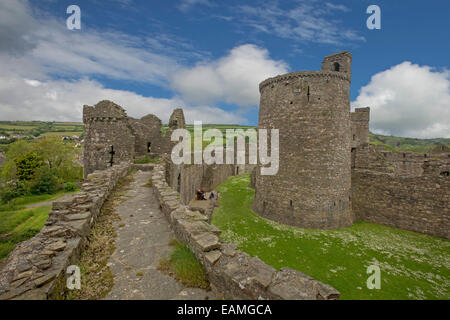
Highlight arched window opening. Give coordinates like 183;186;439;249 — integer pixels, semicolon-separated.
333;62;340;71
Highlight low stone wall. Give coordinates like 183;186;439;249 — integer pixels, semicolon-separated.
164;152;257;205
0;162;132;300
152;161;340;300
352;169;450;239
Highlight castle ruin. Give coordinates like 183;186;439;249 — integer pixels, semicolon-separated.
82;100;184;178
81;51;449;239
251;51;449;237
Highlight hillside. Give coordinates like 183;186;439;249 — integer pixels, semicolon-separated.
369;132;450;153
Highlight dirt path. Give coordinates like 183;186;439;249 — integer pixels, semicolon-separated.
104;170;213;300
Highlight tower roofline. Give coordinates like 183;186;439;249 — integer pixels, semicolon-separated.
323;51;352;61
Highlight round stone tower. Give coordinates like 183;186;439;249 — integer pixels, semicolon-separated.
252;51;354;229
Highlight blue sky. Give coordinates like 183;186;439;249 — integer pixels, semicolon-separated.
0;0;449;138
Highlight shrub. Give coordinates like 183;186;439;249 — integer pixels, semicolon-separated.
29;167;58;195
0;187;21;204
64;182;77;192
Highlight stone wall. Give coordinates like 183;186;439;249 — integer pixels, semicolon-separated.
151;160;340;300
352;144;450;239
0;162;131;300
351;107;370;149
164;151;256;205
165;160;236;205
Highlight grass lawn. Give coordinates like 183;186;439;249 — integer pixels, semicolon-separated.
211;174;450;300
0;205;51;261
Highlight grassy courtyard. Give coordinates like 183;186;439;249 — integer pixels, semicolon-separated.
211;174;450;300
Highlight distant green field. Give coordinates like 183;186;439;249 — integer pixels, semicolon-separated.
41;131;83;137
212;175;450;300
0;125;39;130
0;121;83;139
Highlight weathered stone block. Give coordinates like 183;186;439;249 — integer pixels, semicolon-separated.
192;232;220;252
268;267;340;300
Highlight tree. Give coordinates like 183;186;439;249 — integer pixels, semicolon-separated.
14;151;43;181
0;137;82;201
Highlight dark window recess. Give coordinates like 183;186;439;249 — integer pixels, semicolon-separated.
147;142;152;153
290;200;293;207
351;148;356;168
307;86;310;102
403;153;406;158
440;171;449;177
334;62;340;71
424;154;427;158
353;134;356;141
177;173;181;192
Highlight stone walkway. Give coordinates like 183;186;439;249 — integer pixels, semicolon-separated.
104;170;213;300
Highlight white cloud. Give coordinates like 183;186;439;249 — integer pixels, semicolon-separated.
352;62;450;138
0;72;245;124
236;1;364;45
171;44;289;106
0;0;249;125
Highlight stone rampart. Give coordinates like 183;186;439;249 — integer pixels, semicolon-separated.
0;162;132;300
352;146;450;239
151;160;340;300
